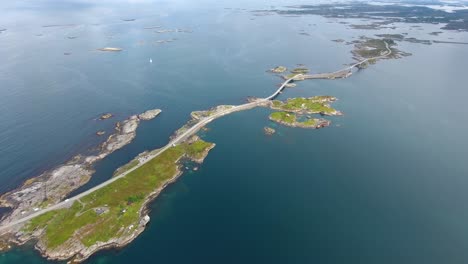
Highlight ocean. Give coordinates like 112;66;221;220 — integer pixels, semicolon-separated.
1;0;468;263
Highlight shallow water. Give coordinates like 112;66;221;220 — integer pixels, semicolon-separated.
1;0;468;263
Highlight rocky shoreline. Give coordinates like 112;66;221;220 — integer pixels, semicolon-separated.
269;115;330;129
0;109;161;238
138;109;162;120
269;101;342;116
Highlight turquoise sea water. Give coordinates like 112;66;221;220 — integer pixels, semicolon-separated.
1;0;468;263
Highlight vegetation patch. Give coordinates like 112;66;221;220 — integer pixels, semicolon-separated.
113;159;139;176
269;112;330;129
270;96;341;116
270;111;296;124
290;67;309;74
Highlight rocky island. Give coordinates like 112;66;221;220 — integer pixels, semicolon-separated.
138;109;162;120
264;127;276;135
270;96;342;116
99;113;113;120
266;96;342;129
352;37;409;61
269;66;287;73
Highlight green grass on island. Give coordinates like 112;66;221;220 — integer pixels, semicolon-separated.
270;66;287;73
269;111;326;128
301;118;319;127
271;96;338;115
290;67;309;74
24;138;214;250
270;111;296;124
113;159;139;176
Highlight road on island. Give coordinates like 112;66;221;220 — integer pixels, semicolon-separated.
0;42;391;234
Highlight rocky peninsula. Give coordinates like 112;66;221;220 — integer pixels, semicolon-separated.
3;135;214;262
352;37;410;61
0;109;162;241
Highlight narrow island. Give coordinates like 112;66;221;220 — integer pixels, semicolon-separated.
11;136;214;262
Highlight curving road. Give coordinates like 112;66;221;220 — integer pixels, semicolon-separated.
0;42;391;234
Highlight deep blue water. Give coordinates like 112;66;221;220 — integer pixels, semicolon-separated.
1;0;468;263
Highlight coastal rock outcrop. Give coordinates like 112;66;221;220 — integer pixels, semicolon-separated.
264;127;276;135
138;109;161;120
99;113;113;120
269;112;331;129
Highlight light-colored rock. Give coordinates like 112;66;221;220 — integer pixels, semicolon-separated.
99;113;113;120
138;109;161;120
264;127;276;135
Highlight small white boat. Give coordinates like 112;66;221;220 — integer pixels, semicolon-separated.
149;58;153;63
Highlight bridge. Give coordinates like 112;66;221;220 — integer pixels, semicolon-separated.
0;42;391;234
266;78;295;100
